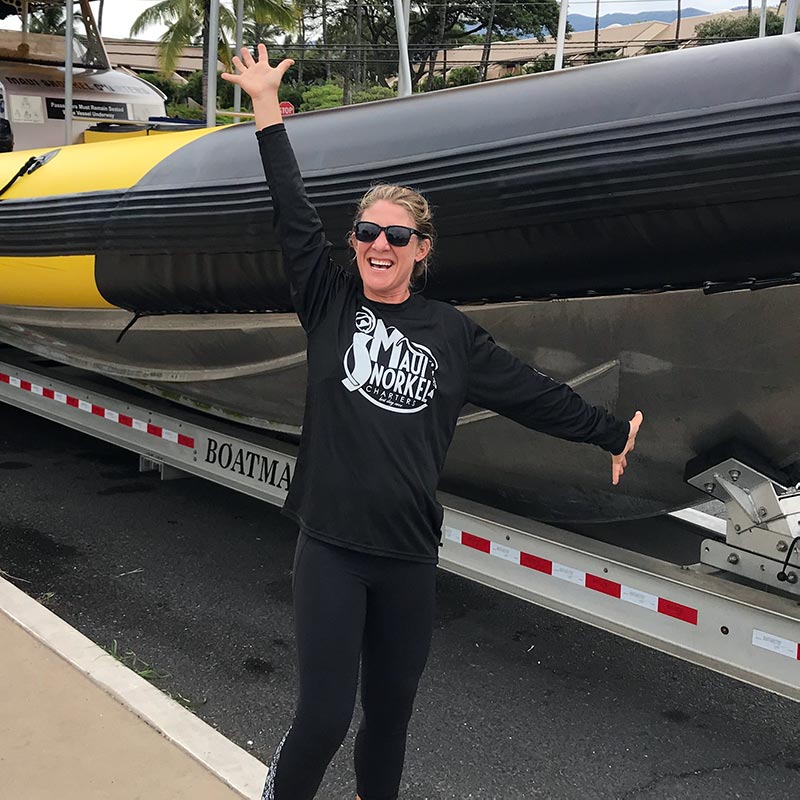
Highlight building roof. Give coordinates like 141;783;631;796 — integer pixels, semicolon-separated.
435;7;783;74
102;37;225;75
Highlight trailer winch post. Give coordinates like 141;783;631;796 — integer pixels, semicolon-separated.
233;0;244;121
64;0;74;144
393;0;412;97
554;0;570;71
206;0;220;128
783;0;799;35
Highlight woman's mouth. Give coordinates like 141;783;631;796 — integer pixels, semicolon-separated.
368;258;393;271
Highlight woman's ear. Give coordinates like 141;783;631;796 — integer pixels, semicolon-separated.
415;237;431;263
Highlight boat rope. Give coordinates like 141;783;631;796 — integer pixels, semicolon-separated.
115;311;146;344
777;536;800;583
0;156;37;199
0;149;60;200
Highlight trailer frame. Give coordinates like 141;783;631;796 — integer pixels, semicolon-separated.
1;345;798;701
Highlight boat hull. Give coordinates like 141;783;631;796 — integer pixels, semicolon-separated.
2;36;800;521
1;282;797;523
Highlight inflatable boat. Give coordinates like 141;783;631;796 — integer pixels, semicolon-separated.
1;34;799;523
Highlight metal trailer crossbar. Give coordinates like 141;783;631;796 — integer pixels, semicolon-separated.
0;346;798;702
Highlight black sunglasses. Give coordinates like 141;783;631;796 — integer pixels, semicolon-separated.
353;221;428;248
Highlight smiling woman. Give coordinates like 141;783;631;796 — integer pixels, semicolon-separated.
353;182;435;283
221;42;639;800
350;198;431;304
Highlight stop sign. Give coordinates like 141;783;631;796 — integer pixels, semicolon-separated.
279;101;295;117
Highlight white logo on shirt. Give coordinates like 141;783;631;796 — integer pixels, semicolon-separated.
341;307;438;413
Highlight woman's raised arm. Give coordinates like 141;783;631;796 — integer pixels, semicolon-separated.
221;43;292;130
222;45;350;332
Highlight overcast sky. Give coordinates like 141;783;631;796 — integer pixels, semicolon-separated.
94;0;754;40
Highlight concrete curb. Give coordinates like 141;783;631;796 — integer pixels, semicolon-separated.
0;575;267;799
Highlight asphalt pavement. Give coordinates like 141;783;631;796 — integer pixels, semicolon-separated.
1;401;798;800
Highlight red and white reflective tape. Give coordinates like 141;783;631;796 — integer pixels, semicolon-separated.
752;629;800;661
444;526;698;625
0;371;195;449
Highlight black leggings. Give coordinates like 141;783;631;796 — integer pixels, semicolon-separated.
262;532;437;800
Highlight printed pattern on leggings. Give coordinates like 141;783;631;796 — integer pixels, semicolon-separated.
261;727;291;800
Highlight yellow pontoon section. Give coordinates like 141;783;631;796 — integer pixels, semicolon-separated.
0;126;221;308
0;125;218;199
0;256;110;308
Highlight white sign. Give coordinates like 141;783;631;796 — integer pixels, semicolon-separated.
10;94;44;124
752;629;798;660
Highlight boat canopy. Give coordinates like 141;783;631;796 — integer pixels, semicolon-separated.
0;0;109;70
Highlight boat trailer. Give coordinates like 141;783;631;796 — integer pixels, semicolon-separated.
0;344;798;701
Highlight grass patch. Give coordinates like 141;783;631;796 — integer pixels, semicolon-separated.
103;640;206;711
105;639;169;681
36;590;56;607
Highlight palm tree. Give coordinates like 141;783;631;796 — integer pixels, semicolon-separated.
29;5;86;36
28;5;67;35
130;0;297;114
243;19;283;46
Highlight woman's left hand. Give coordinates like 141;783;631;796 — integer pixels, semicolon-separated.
612;410;643;486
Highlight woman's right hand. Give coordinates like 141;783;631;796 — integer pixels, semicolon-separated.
221;43;294;103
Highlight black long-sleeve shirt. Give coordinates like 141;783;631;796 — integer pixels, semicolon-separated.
257;123;629;563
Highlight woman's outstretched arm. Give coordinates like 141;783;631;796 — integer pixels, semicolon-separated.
466;323;642;485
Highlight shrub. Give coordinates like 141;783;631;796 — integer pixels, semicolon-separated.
300;82;344;112
584;51;624;64
447;66;480;86
417;74;445;91
695;11;798;44
278;83;305;111
165;103;234;125
353;85;396;104
138;72;182;104
524;54;555;74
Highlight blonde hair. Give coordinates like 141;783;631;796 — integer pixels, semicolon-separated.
354;184;435;281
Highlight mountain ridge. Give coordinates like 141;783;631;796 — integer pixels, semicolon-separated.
566;8;710;32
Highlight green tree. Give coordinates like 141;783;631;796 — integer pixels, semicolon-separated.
417;74;445;91
583;50;624;64
300;82;344;111
282;50;330;85
28;5;67;34
319;0;562;91
28;5;85;35
138;71;182;104
278;82;305;111
447;65;480;86
694;11;798;43
524;53;555;74
352;84;395;103
130;0;297;115
243;19;283;45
